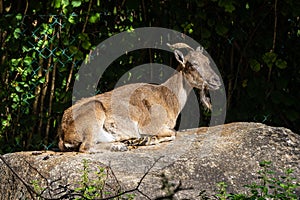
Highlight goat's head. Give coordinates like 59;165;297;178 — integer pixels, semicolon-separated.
168;43;222;91
168;43;222;110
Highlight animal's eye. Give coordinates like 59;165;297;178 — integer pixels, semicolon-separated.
190;63;199;70
190;61;198;66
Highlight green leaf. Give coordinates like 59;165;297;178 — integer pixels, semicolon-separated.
78;33;89;41
128;15;133;23
75;51;84;60
52;0;61;8
62;0;70;14
16;13;23;21
39;77;46;84
82;40;91;50
24;56;33;66
16;67;23;74
71;0;82;7
259;160;272;167
249;59;261;72
62;0;70;7
69;46;79;54
15;86;24;93
11;93;20;103
89;13;100;23
246;2;250;9
224;4;235;13
22;82;30;88
2;120;9;127
275;59;287;69
14;28;22;39
22;46;31;52
69;46;84;60
68;15;76;24
11;58;21;66
262;52;277;68
182;23;194;34
242;79;248;87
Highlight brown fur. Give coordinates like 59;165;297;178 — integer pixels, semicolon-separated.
58;43;222;152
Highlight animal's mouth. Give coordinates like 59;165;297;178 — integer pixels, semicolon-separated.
207;82;221;90
60;141;81;152
206;77;222;90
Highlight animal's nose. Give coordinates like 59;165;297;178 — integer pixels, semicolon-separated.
208;76;221;90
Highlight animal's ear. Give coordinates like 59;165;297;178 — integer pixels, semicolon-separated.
174;50;185;66
196;46;204;53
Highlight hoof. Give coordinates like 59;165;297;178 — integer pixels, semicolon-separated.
110;143;128;152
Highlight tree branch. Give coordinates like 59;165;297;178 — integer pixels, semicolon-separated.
101;156;164;200
0;155;36;199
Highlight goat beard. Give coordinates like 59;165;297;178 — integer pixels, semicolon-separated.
200;86;212;111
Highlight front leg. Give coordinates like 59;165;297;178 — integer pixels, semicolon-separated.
110;142;128;151
122;128;176;147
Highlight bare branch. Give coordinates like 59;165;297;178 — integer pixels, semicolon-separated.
101;156;164;200
0;155;36;199
0;154;189;199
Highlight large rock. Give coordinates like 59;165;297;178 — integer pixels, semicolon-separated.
0;122;299;199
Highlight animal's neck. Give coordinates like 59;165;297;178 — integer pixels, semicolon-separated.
162;70;192;110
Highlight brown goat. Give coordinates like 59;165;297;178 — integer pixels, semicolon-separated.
58;43;222;152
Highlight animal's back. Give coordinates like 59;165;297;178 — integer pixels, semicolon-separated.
59;82;181;152
99;83;181;137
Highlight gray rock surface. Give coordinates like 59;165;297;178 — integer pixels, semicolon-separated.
0;122;299;199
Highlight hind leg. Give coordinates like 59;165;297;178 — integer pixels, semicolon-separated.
78;131;95;153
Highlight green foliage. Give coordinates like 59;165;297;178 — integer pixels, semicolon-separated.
30;159;136;199
30;179;45;200
73;159;136;199
75;159;109;199
196;161;300;199
0;0;299;153
243;161;300;199
262;52;277;69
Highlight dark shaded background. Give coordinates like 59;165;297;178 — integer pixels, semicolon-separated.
0;0;299;153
